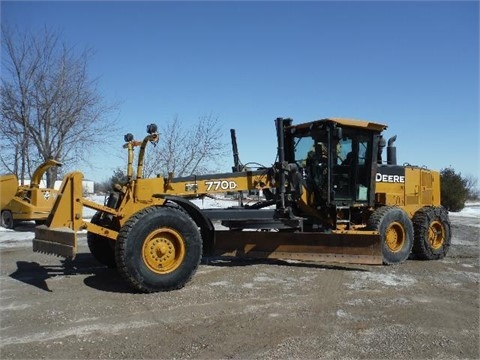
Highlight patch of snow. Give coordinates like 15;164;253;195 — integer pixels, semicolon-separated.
1;302;32;311
451;236;479;246
0;227;34;248
449;203;480;219
254;275;273;283
0;320;156;347
411;296;432;303
190;196;244;209
347;271;417;290
345;298;374;306
209;281;230;287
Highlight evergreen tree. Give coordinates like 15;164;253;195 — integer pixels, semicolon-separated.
440;167;469;212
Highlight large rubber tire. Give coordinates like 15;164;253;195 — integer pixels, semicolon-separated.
368;206;414;265
87;212;117;268
412;206;451;260
1;210;14;229
115;206;202;293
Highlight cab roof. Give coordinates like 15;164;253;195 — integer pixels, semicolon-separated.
290;117;388;132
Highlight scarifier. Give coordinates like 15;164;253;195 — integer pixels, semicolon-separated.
32;118;451;292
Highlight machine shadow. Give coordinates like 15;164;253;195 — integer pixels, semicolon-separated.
9;253;132;293
11;221;37;232
201;256;370;272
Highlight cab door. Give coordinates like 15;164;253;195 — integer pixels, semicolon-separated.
331;130;373;204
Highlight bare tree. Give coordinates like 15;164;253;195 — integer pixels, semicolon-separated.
143;114;228;178
465;174;480;200
0;26;117;186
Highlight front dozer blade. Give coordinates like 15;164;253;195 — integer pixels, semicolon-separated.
32;225;77;258
214;230;382;265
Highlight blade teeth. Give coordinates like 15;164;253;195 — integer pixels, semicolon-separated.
33;249;66;258
32;240;75;258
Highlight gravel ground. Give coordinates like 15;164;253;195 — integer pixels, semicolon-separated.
0;215;478;360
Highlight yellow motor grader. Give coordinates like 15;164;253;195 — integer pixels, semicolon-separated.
32;118;451;293
1;160;62;229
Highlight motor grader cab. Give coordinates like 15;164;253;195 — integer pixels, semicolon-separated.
32;118;450;293
279;118;384;227
0;160;62;229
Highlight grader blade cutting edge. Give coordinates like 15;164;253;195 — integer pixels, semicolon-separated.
33;225;77;258
214;231;382;265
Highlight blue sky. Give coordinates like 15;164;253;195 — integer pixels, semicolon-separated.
2;1;479;183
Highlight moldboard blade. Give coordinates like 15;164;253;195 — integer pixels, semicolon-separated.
213;230;382;265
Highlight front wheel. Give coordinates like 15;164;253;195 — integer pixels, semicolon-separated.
368;206;414;265
115;206;202;293
412;206;451;260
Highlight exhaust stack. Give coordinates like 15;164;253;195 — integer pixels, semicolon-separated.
387;135;397;165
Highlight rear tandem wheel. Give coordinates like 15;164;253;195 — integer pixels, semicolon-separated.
412;206;451;260
115;206;202;293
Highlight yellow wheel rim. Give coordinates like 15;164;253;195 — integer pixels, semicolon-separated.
142;228;186;274
428;220;445;250
385;221;406;252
